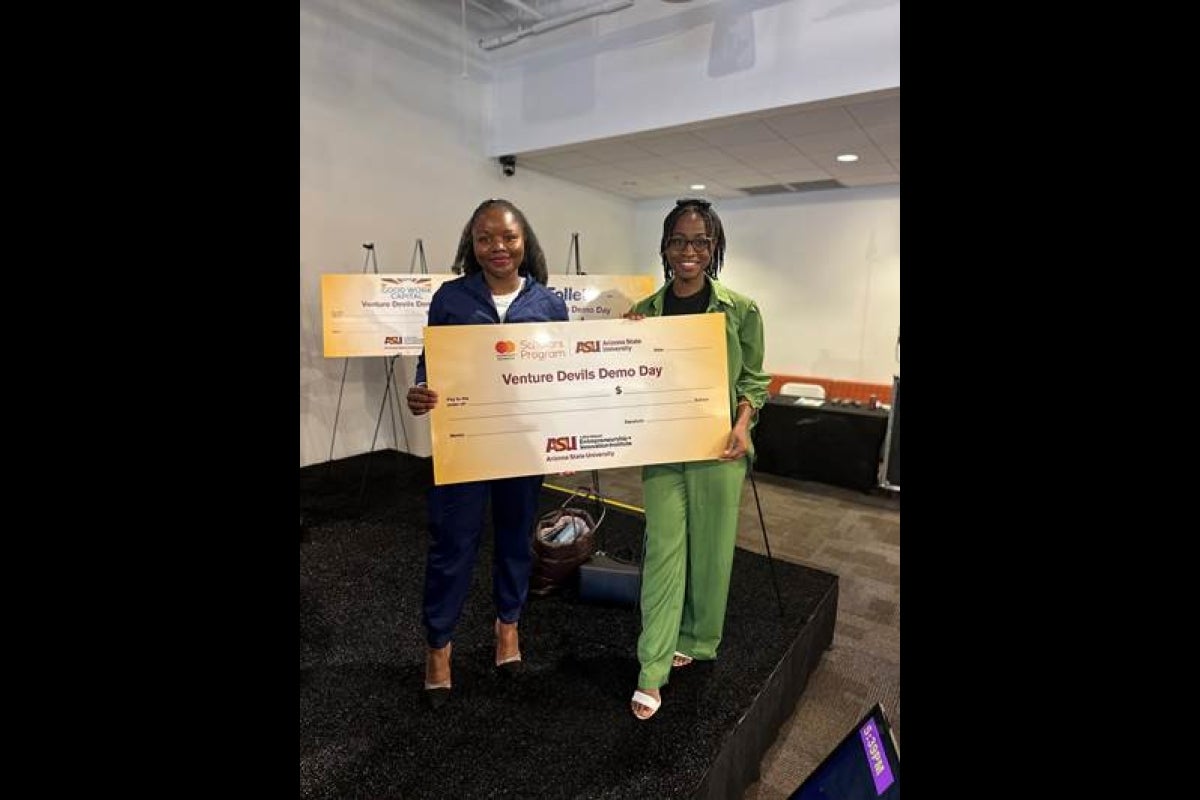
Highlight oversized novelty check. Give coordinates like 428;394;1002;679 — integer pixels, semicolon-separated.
321;274;455;358
321;274;656;358
425;314;730;485
543;275;654;321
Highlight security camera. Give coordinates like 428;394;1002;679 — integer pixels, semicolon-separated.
499;155;516;176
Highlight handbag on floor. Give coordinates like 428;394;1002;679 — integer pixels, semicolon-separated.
576;474;642;608
577;549;641;608
530;473;605;596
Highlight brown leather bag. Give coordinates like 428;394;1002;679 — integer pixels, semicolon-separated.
530;476;606;596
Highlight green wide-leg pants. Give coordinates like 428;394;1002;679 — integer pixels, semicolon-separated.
636;457;747;690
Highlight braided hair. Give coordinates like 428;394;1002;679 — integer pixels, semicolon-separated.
452;198;549;285
659;197;726;282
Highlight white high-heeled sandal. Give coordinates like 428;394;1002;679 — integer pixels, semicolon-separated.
631;690;661;720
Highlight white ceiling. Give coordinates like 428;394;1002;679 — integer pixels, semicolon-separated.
418;0;899;201
513;89;899;200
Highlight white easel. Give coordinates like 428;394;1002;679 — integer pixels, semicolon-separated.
326;242;422;493
354;240;434;495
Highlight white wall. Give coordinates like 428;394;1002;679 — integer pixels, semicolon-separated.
487;0;900;154
301;0;638;467
634;186;900;384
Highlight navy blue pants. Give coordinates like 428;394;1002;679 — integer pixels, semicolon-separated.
422;475;544;648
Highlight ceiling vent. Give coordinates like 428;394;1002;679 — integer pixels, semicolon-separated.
788;179;845;193
738;183;794;195
737;180;846;196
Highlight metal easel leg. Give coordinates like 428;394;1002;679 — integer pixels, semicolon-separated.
326;357;351;479
382;355;405;453
390;356;412;456
382;356;413;486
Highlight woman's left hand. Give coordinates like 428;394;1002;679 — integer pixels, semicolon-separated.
720;427;750;461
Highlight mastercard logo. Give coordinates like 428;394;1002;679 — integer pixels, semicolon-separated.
495;340;516;354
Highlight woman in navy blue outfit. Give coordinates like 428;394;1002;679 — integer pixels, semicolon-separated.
406;199;569;707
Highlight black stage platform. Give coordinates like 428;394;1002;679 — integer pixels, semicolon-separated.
300;451;838;799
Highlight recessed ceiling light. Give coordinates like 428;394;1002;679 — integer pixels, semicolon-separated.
690;183;706;190
836;153;859;162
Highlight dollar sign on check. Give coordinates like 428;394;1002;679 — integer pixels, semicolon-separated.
615;386;622;395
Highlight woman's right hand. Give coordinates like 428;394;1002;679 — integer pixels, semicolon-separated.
407;384;438;416
623;311;645;321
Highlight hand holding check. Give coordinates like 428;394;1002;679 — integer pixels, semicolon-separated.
407;384;439;416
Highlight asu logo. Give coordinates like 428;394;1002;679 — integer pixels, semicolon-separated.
384;336;402;345
545;436;578;452
575;341;601;353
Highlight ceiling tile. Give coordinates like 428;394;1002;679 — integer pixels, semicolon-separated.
845;96;900;127
522;150;603;169
692;120;782;147
749;154;820;171
820;144;890;169
762;107;858;139
721;140;806;163
786;129;876;158
864;123;899;150
606;156;671;174
660;147;746;170
707;167;775;183
580;140;659;161
632;131;714;156
558;164;634;181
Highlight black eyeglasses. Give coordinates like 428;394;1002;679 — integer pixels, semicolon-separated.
665;236;714;253
675;198;711;209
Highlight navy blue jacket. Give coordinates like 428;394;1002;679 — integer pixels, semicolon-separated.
415;272;569;384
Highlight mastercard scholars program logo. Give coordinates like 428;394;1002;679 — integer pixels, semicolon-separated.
494;340;516;360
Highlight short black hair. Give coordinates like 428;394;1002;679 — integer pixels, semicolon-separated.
452;198;549;285
659;197;726;282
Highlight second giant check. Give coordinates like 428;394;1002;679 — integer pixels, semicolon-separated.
321;274;656;358
425;315;730;485
321;274;454;357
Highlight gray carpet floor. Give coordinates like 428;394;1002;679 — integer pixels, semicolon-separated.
547;466;901;799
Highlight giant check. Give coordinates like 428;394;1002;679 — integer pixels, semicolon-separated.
321;274;455;358
425;315;730;485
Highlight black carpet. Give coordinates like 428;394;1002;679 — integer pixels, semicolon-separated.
300;451;838;799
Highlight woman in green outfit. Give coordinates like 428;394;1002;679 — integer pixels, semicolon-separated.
626;198;770;720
